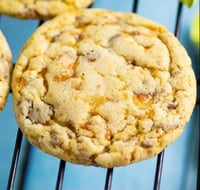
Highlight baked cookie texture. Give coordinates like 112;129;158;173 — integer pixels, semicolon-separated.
0;0;93;19
0;31;12;111
12;9;196;168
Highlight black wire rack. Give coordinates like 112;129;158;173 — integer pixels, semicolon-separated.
0;0;199;190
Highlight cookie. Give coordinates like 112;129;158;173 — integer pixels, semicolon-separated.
0;0;93;19
0;31;12;112
12;9;196;168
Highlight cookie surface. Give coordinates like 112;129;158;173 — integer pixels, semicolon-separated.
12;9;196;168
0;31;12;112
0;0;93;19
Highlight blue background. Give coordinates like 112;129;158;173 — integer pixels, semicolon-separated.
0;0;199;189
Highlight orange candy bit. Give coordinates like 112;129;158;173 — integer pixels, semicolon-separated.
136;93;150;102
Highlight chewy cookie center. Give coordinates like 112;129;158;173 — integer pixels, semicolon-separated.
22;17;175;136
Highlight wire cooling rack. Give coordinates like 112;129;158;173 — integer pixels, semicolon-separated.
0;0;199;190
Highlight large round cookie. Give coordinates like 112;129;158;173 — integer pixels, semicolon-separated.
0;31;12;111
0;0;93;19
12;9;196;168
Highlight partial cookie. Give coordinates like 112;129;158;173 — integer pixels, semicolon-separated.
0;31;12;111
0;0;93;19
12;9;196;168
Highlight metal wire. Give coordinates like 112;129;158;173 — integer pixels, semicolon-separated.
174;2;183;38
197;78;200;105
198;115;200;190
132;0;139;13
105;3;141;190
104;168;114;190
7;129;23;190
153;151;165;190
38;20;45;26
196;76;200;190
153;3;184;190
55;160;66;190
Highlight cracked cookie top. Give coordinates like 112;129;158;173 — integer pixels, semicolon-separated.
12;9;196;168
0;31;12;112
0;0;93;19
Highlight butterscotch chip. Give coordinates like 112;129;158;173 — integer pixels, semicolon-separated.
0;31;12;112
12;9;196;168
0;0;93;19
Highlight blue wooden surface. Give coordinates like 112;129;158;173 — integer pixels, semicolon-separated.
0;0;199;189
